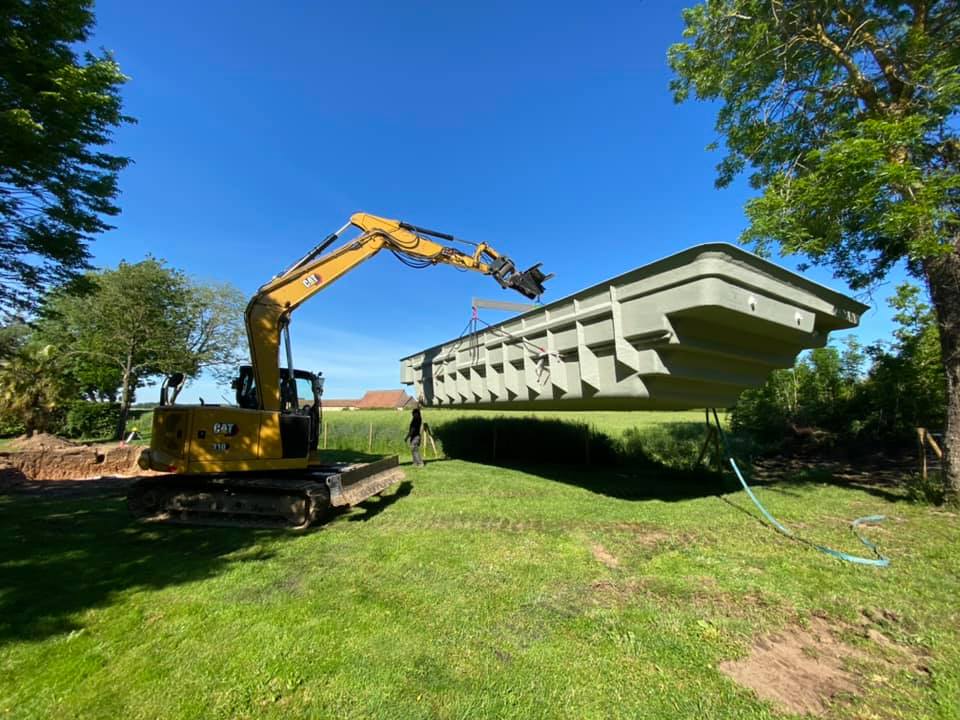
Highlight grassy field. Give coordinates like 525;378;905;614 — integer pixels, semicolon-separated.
2;413;958;719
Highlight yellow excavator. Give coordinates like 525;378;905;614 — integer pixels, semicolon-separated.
128;213;550;527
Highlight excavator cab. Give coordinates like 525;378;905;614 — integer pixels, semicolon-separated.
233;365;324;451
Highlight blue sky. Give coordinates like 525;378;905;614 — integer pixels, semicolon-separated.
88;0;900;403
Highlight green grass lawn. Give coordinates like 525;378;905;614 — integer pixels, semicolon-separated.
2;414;958;719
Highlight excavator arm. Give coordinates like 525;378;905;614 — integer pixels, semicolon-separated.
246;212;551;412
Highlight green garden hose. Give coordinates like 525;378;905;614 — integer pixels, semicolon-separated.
710;409;889;568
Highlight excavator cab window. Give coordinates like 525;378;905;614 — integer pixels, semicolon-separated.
234;366;258;409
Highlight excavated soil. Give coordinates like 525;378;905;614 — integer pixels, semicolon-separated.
8;433;79;452
0;434;158;491
719;611;928;717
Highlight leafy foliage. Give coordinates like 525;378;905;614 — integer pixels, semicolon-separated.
175;281;248;392
0;0;133;315
34;258;245;437
0;343;75;435
669;1;959;286
62;400;120;440
0;407;25;436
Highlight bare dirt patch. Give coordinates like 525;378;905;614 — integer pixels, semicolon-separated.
751;442;914;494
590;542;620;568
720;611;928;717
611;522;675;548
720;617;858;716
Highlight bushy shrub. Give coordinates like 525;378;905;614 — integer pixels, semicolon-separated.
623;422;712;469
903;471;946;505
62;401;121;439
0;411;25;438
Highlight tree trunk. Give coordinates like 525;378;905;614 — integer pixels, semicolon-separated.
924;244;960;505
116;364;132;441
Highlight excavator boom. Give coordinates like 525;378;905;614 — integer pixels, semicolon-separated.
246;213;549;413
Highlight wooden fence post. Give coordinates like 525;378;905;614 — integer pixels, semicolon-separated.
918;427;928;480
368;422;373;452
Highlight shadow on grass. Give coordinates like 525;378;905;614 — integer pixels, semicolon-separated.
434;416;735;502
0;448;416;646
0;490;293;646
348;480;414;522
433;416;914;504
748;451;914;504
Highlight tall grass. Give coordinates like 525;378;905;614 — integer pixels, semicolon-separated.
321;409;722;468
321;410;411;454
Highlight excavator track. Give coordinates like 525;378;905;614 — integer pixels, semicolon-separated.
127;456;405;529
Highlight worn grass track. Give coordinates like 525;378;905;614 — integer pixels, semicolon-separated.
1;420;959;718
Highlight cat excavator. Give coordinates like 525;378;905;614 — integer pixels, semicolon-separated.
127;212;550;528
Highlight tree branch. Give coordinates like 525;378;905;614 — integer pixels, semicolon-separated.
812;22;879;111
858;27;909;102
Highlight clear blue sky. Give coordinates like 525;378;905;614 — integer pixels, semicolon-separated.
88;0;900;403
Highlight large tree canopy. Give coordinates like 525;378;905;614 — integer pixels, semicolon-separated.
670;0;958;284
670;0;960;500
37;259;246;438
0;0;132;315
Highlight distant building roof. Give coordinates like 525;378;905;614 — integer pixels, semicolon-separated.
322;399;360;408
356;390;415;409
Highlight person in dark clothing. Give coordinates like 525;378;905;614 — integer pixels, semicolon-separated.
406;406;424;467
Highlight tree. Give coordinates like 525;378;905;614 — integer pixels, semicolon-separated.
730;343;862;439
1;0;132;316
0;343;76;436
37;259;246;438
0;321;30;361
170;281;248;402
669;1;960;500
862;283;946;435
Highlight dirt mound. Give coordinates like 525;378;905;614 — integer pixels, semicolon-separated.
720;612;928;716
9;433;78;452
0;442;152;481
